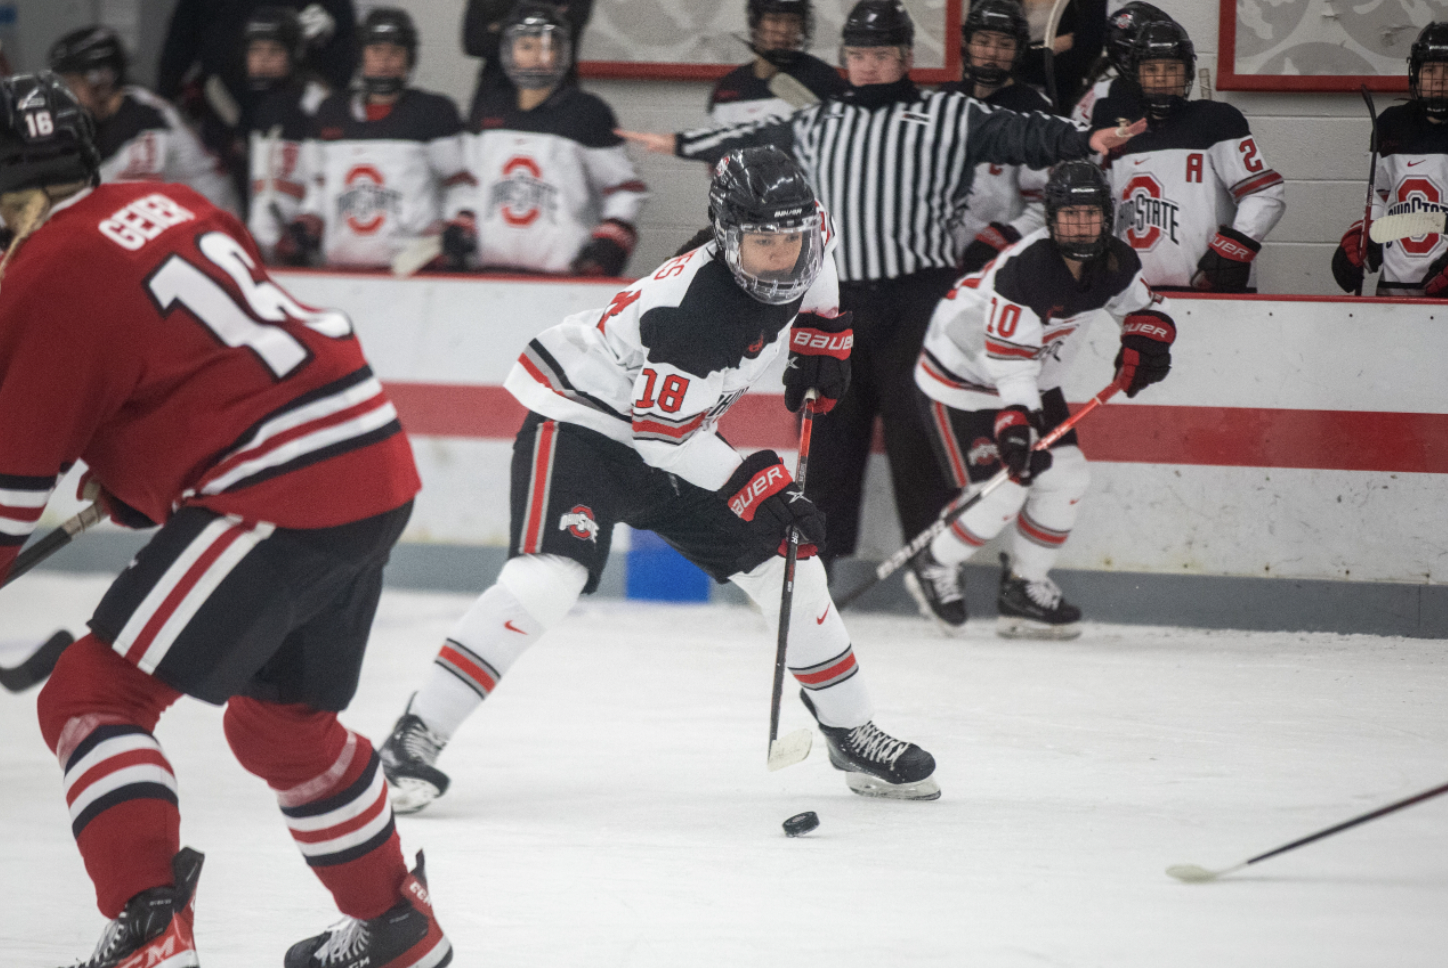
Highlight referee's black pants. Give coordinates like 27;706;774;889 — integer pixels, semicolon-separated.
805;267;960;562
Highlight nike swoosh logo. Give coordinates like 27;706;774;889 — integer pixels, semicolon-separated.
1408;159;1426;166
504;620;527;634
816;604;831;624
1134;158;1147;165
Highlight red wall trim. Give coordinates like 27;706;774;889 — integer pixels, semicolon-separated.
1216;0;1409;94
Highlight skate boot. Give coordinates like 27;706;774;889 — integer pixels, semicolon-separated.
903;546;968;635
996;553;1082;640
379;697;451;814
61;847;203;968
800;690;941;800
286;851;452;968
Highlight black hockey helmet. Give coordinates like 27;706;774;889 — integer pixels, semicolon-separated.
245;7;304;91
501;3;573;91
359;7;417;96
841;0;914;50
960;0;1029;89
708;146;824;305
747;0;814;67
0;72;101;195
1410;23;1448;119
1044;160;1113;262
49;26;128;89
1105;3;1173;75
1126;20;1195;120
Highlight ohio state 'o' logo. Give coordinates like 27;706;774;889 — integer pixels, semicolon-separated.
344;165;386;234
1123;174;1163;250
1397;176;1442;255
502;156;543;226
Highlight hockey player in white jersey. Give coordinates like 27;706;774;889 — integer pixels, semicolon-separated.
1092;21;1285;292
49;26;238;214
1068;2;1173;129
940;0;1052;275
909;161;1175;638
283;7;475;269
707;0;847;126
460;3;648;276
378;147;941;811
243;7;330;262
1333;23;1448;297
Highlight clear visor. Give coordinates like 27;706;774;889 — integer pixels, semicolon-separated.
501;25;572;89
721;214;824;305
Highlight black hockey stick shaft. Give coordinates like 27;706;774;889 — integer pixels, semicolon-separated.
0;502;105;591
836;378;1123;611
769;391;818;750
1246;778;1448;868
1356;84;1379;297
0;630;74;692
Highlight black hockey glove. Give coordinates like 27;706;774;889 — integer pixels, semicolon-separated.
783;311;853;414
958;222;1021;275
1330;220;1382;293
1422;248;1448;298
1112;310;1176;398
275;214;322;267
441;213;477;268
721;450;826;555
570;220;637;277
1191;226;1260;292
994;406;1052;485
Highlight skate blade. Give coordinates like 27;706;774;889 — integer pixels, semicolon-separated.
767;729;813;771
389;777;444;815
996;616;1081;640
902;573;969;638
845;772;942;800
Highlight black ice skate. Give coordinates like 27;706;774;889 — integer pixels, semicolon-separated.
800;690;941;800
903;545;968;634
286;851;452;968
379;697;451;815
997;553;1082;640
61;847;203;968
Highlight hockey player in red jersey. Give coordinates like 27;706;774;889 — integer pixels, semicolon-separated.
0;74;448;968
379;146;940;813
281;7;475;269
1334;23;1448;297
1092;21;1285;292
908;161;1175;638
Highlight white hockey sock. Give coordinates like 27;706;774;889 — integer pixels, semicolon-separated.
731;555;872;728
411;554;587;739
1008;446;1090;582
930;477;1026;566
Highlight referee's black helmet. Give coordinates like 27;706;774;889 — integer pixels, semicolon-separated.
841;0;914;49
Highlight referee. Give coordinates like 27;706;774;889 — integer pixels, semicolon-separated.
621;0;1141;577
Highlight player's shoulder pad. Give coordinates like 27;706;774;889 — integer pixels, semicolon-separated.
1375;102;1448;155
312;91;354;135
1184;99;1251;140
988;83;1055;114
710;63;757;103
401;88;465;137
1103;235;1144;277
548;86;624;148
991;238;1065;313
638;257;801;377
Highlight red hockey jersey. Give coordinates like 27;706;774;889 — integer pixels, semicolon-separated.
0;182;419;581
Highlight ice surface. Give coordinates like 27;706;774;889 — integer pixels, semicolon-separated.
3;573;1447;967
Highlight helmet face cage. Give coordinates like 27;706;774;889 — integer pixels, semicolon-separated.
717;216;825;305
360;8;417;96
961;0;1029;88
501;13;573;90
709;148;825;305
1410;23;1448;118
1044;161;1113;262
1127;22;1195;118
0;72;101;195
48;26;127;91
748;0;814;65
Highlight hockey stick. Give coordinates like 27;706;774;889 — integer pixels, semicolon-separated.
391;236;444;278
767;390;818;771
0;502;105;592
1356;84;1380;297
1041;0;1071;112
0;630;74;693
836;377;1124;611
1368;209;1447;244
767;71;820;110
1167;777;1448;882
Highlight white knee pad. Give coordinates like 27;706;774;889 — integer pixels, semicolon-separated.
1022;445;1090;530
498;554;588;629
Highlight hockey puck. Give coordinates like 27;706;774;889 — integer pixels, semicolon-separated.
782;811;820;837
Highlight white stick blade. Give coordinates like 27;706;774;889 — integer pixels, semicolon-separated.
1165;864;1219;882
767;729;812;771
767;72;819;110
1369;210;1447;244
391;236;444;278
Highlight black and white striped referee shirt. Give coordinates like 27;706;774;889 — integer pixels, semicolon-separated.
676;79;1092;284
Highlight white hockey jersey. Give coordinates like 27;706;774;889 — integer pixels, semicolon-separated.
916;229;1169;413
301;89;473;268
93;86;237;214
1070;75;1113;129
1093;94;1285;289
247;80;329;259
707;56;847;126
505;218;841;491
467;86;647;273
1369;102;1448;295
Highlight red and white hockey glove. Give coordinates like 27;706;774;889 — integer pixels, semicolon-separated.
571;219;637;277
1113;309;1176;398
1331;220;1383;293
721;450;825;556
77;471;157;530
1422;248;1448;297
994;406;1052;484
958;221;1021;274
1191;225;1260;292
441;211;477;268
783;310;853;414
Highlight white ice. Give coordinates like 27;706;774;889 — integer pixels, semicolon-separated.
3;573;1447;967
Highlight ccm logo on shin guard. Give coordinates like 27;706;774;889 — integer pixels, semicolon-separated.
729;465;789;521
558;505;599;542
